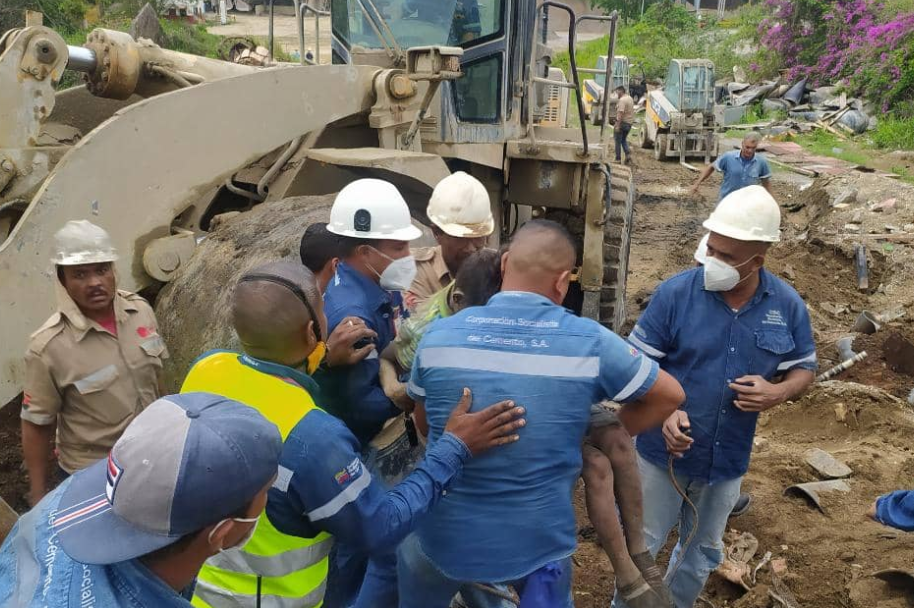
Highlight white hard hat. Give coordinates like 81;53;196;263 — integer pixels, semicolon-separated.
52;220;119;266
328;179;422;241
702;185;781;243
693;233;709;264
427;172;495;238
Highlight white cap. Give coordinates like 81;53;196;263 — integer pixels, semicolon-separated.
694;233;709;264
52;220;119;266
327;179;422;241
427;172;495;238
702;185;781;243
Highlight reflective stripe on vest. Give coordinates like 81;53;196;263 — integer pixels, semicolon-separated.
192;577;328;608
182;351;330;607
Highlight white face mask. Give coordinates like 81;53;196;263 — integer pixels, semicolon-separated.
208;516;259;553
703;255;755;292
367;247;417;292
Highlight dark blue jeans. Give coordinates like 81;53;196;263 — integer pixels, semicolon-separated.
614;121;632;161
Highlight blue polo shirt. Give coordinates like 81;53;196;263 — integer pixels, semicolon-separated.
714;150;772;200
315;261;406;444
630;268;816;484
407;291;659;581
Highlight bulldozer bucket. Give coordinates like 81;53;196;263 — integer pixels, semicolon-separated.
0;64;382;406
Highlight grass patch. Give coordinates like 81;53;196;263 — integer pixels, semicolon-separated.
872;116;914;150
791;130;870;166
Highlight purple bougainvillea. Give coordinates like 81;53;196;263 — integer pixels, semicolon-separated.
758;0;914;113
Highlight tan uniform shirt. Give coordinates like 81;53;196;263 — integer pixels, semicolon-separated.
21;288;168;473
405;245;451;311
617;94;635;125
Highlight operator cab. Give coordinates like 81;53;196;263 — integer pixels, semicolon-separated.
330;0;537;141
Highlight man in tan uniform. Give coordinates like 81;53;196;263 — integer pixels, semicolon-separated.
21;220;168;505
406;171;495;311
615;85;635;165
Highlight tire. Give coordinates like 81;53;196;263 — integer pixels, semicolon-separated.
654;134;666;161
639;123;651;149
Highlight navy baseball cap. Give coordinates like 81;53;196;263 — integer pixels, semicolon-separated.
55;392;282;565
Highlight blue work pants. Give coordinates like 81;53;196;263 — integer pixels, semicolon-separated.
612;455;742;608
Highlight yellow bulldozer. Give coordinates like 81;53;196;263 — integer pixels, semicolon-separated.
0;0;635;404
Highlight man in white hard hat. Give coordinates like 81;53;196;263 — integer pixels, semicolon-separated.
20;220;168;506
613;186;817;608
406;171;494;311
315;178;424;608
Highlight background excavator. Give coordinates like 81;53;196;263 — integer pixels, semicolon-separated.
0;0;635;406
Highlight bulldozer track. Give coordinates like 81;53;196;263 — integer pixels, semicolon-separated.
546;162;635;333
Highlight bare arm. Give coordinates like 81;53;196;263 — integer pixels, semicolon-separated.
690;164;716;193
22;419;56;506
616;369;685;436
760;177;773;194
379;358;413;412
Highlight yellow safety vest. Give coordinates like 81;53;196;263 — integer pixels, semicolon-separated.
181;351;332;608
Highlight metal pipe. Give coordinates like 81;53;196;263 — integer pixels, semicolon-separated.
268;0;275;61
256;136;303;199
294;0;305;65
224;177;264;202
301;5;330;65
599;12;618;141
542;1;588;155
66;45;97;72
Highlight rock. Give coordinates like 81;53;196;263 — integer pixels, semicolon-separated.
833;188;858;208
838;109;870;135
763;98;790;113
872;198;897;213
840;551;856;562
733;65;748;83
753;437;769;452
129;3;163;44
844;223;861;233
783;264;797;281
834;402;847;422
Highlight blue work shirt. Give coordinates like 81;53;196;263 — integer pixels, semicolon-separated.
875;490;914;532
315;261;407;444
714;150;772;200
407;291;659;581
630;268;817;484
0;478;194;608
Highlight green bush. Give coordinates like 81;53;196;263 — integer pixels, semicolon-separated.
872;115;914;150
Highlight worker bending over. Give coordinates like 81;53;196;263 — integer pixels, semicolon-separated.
406;172;494;310
398;220;685;607
300;221;380;367
21;220;167;505
615;186;816;608
690;132;772;200
181;261;524;608
0;392;282;607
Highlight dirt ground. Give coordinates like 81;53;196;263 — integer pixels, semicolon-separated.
570;144;914;608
